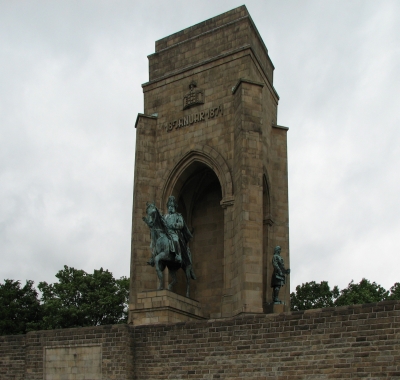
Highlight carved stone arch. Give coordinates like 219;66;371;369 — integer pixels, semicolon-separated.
262;168;273;309
262;170;272;224
156;145;233;316
263;170;271;190
158;145;233;208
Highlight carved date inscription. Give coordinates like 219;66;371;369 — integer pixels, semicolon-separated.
165;105;223;133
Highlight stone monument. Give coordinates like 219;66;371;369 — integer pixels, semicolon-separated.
2;7;398;380
2;8;399;380
129;5;290;326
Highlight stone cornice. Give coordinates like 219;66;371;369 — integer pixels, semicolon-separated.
142;45;279;102
134;113;158;129
231;78;264;95
272;124;289;131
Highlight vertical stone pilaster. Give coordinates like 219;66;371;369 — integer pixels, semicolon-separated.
232;79;264;315
270;124;290;310
129;115;157;311
221;198;234;317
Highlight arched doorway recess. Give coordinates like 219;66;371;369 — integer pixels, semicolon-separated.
159;147;233;317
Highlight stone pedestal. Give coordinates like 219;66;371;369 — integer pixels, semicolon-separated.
263;302;286;314
273;303;285;314
129;290;205;326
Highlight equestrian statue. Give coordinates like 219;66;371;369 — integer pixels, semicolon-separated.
142;196;196;297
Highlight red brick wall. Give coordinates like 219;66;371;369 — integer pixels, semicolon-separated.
1;301;400;379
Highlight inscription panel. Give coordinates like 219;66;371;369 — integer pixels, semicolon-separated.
165;104;223;132
44;344;102;380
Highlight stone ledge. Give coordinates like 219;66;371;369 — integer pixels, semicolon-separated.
130;290;205;326
231;78;264;95
272;124;289;131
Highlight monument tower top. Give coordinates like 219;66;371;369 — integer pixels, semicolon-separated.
130;5;289;326
145;5;275;88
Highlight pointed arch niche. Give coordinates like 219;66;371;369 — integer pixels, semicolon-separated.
262;171;274;308
158;146;234;317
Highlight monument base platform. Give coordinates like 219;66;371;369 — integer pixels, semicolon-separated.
129;289;205;326
263;302;286;314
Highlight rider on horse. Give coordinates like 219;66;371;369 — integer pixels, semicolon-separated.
143;197;196;295
163;196;193;267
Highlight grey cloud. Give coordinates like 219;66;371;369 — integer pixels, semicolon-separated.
1;0;399;293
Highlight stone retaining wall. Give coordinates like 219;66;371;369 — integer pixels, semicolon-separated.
1;301;399;379
0;334;25;380
1;324;133;380
134;300;400;379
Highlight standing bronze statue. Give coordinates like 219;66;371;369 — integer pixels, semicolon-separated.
271;246;290;304
142;196;196;297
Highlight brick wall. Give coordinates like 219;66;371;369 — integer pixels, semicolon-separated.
1;301;400;379
1;324;133;380
0;334;25;380
134;300;400;379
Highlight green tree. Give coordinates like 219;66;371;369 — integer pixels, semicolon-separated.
290;281;339;311
39;266;129;330
334;278;389;306
388;282;400;300
0;279;42;335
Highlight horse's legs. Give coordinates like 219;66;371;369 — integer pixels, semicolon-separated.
155;255;166;290
168;269;177;290
185;266;192;298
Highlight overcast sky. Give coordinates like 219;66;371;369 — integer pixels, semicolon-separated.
1;0;399;293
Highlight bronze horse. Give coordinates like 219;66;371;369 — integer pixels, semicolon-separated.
142;202;195;297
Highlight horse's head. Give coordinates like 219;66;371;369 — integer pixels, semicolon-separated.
143;201;159;229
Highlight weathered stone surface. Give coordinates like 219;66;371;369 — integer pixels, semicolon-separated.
1;324;133;380
44;345;101;380
133;301;400;379
130;5;290;324
130;289;205;326
2;301;400;379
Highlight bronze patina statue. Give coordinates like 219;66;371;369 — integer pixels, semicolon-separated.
163;196;194;268
271;246;290;304
142;196;196;297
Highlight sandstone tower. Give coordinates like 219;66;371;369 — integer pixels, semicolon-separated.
129;5;289;325
2;8;399;380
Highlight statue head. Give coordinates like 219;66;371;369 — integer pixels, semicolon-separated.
166;196;178;214
274;246;281;255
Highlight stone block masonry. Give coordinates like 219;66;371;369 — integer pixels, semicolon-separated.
1;300;400;379
0;334;25;380
130;4;290;322
133;300;400;379
1;324;134;380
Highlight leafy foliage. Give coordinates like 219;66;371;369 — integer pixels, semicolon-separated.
1;266;129;335
334;278;389;306
388;282;400;300
38;266;129;330
2;265;399;333
290;278;398;311
0;279;42;335
290;281;339;311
